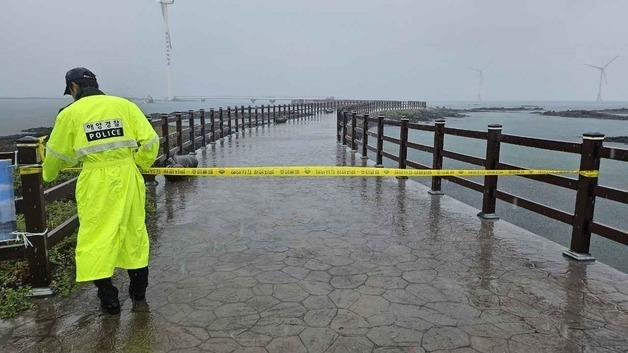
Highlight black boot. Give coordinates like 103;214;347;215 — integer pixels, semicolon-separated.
94;278;121;315
128;267;149;302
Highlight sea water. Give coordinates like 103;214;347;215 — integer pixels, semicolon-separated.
0;98;275;135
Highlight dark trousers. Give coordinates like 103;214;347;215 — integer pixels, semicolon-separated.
93;267;149;300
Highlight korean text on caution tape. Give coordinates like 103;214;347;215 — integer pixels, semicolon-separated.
19;166;600;178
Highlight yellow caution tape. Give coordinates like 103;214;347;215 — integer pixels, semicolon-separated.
37;136;47;163
18;165;599;178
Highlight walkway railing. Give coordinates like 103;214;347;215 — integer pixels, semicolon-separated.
0;99;424;292
337;108;628;260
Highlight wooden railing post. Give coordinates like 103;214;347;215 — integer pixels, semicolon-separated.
342;111;348;146
227;107;232;135
218;107;224;139
261;105;265;125
248;105;252;128
161;114;170;160
361;114;369;159
350;112;357;152
478;124;502;220
429;119;446;195
200;110;206;146
376;115;384;167
564;132;604;261
336;111;342;143
241;105;246;130
273;105;277;123
209;109;216;144
397;118;409;179
188;110;195;153
234;106;239;133
176;112;183;154
16;136;51;295
255;106;259;126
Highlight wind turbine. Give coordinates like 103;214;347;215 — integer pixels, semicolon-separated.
158;0;175;101
469;67;487;102
586;56;618;102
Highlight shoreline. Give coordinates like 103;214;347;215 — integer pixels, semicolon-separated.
0;127;51;152
536;108;628;121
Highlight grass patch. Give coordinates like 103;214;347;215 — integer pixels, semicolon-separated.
380;108;464;122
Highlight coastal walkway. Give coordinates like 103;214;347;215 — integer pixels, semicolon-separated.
3;113;628;353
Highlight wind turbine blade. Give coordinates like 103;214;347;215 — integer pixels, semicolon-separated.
585;64;603;70
604;56;619;68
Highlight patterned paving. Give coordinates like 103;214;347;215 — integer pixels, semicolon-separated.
2;114;628;352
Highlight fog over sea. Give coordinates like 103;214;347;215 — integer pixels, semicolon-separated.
1;98;627;272
0;97;258;136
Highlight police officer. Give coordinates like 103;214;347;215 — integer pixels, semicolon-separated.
43;68;159;314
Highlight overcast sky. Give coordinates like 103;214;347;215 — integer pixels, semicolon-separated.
1;0;627;101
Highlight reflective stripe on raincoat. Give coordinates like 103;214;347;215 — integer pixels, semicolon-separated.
43;95;159;282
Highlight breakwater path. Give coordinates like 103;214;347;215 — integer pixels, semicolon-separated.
3;113;628;352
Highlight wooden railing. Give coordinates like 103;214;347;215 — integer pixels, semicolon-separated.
337;109;628;260
0;99;425;291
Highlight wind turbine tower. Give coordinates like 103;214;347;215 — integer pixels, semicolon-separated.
586;56;618;102
469;67;486;102
158;0;175;101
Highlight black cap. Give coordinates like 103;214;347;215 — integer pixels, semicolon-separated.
64;67;97;95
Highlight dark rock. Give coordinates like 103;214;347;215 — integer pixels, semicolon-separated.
0;127;52;152
607;136;628;144
455;105;543;113
539;110;628;120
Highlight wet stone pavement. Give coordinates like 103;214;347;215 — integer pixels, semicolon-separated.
3;113;628;353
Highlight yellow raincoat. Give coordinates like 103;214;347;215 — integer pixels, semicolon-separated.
43;94;159;282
